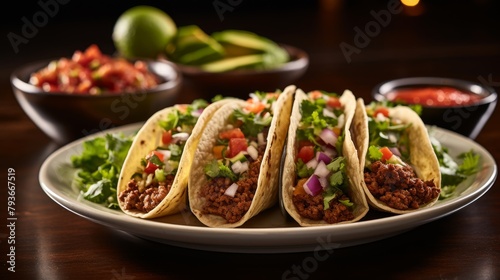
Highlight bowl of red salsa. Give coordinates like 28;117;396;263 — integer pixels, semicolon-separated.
372;77;497;139
11;44;182;144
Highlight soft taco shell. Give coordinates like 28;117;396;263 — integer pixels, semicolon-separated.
117;99;235;218
282;89;369;226
352;100;441;214
188;85;295;227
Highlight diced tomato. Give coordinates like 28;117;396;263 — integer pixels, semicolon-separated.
226;138;248;158
309;90;323;99
213;145;225;159
162;130;173;145
30;44;159;94
72;44;102;67
147;150;165;162
380;146;393;161
176;104;188;113
297;145;315;163
245;101;266;114
144;161;159;174
374;107;390;118
327;97;342;108
219;128;245;140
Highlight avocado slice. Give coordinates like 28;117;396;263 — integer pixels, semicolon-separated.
166;25;225;65
200;54;265;72
211;29;289;63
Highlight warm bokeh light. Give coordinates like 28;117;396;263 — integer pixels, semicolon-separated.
401;0;420;6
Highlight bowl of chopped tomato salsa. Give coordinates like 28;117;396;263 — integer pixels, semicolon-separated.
11;44;182;144
372;77;497;139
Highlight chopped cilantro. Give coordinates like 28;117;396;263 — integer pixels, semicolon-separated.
297;159;314;178
339;199;354;207
204;160;237;181
159;111;179;131
231;109;272;137
323;191;338;210
329;171;344;187
368;145;383;161
159;99;209;132
430;135;481;200
71;133;134;209
457;150;481;176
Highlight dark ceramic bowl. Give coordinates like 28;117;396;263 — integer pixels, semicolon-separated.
372;77;497;139
173;44;309;99
11;59;182;144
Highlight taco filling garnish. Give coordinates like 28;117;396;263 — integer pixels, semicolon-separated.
291;91;355;223
361;102;440;211
118;100;210;213
281;89;368;226
199;92;280;223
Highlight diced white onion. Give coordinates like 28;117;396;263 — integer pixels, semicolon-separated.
191;109;203;118
319;128;338;146
322;146;337;158
172;132;190;142
376;113;387;122
336;114;345;129
257;133;266;145
323;108;336;118
388;133;398;144
164;162;173;174
319;176;329;189
314;161;330;178
224;183;239;197
137;180;145;193
156;150;171;161
145;173;154;187
231;161;249;174
250;141;258;148
247;145;258;160
249;93;260;103
306;158;318;169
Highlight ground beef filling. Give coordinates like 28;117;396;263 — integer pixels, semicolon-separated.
293;193;354;224
199;147;264;224
118;175;175;213
364;161;440;210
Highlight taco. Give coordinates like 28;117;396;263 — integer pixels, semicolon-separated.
351;100;441;214
281;89;369;226
117;98;235;218
188;85;295;227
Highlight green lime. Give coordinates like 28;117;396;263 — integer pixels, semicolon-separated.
112;5;177;59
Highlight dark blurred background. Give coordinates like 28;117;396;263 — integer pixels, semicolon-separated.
2;0;500;97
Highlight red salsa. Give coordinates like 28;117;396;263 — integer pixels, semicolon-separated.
386;86;482;106
29;44;160;95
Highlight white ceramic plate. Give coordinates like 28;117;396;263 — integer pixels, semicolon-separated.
39;123;497;253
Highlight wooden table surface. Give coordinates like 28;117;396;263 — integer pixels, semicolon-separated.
1;1;499;279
